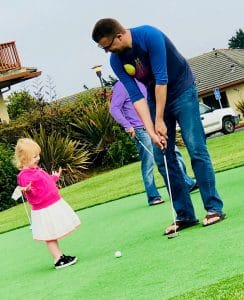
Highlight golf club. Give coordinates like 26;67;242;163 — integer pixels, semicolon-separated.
134;135;154;157
12;186;32;228
134;135;179;239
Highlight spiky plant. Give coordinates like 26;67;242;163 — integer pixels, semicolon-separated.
27;126;90;186
235;99;244;116
71;99;117;154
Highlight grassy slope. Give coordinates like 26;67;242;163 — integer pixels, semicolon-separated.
0;130;243;234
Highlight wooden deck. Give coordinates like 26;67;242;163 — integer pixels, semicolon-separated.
0;41;41;90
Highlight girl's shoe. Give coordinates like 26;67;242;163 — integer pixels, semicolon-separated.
54;255;77;269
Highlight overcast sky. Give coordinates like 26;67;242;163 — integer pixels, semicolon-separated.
1;0;243;99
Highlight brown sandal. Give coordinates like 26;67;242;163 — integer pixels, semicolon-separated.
149;199;165;206
203;213;226;227
164;219;199;235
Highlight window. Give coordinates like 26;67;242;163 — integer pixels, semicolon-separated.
202;91;229;109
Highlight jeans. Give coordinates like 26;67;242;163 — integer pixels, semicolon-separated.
134;128;161;205
148;83;224;221
134;128;195;205
175;146;196;190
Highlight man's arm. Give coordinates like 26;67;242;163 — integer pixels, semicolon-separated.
155;84;168;141
133;98;167;149
144;27;168;143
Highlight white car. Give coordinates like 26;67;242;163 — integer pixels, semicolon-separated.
199;103;240;136
176;103;240;136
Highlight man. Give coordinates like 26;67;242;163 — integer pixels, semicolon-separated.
110;79;197;207
92;19;225;234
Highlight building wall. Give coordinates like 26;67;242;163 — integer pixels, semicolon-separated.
225;83;244;116
198;82;244;117
0;92;9;124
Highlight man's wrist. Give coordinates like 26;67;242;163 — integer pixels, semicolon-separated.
155;116;164;122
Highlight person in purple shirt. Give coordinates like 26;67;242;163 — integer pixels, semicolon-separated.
92;18;225;234
110;80;197;206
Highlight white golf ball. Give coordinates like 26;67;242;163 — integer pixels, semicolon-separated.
115;250;122;258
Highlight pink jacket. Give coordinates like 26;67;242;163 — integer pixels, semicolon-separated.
17;167;61;210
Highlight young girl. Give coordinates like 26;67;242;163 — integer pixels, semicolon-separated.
14;138;81;269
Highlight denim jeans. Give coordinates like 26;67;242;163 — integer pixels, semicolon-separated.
175;146;196;190
148;83;224;221
134;128;195;205
134;128;161;205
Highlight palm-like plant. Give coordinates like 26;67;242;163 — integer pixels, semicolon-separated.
71;99;117;154
27;126;90;186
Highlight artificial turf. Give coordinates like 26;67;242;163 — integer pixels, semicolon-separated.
0;166;243;299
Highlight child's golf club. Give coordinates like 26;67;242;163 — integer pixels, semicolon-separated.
134;135;179;239
12;186;32;228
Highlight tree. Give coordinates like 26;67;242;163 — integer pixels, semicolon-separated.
7;90;37;120
228;29;244;49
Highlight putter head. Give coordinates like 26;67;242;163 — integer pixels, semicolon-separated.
167;232;180;239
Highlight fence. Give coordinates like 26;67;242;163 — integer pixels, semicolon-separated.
0;41;21;72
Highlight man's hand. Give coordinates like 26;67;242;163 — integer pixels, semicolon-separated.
155;119;168;149
125;127;135;137
150;132;167;149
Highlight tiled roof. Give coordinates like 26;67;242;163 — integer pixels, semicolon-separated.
58;92;82;105
58;49;244;103
188;49;244;95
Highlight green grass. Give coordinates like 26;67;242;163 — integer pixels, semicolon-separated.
0;166;243;299
0;131;244;299
0;130;243;234
170;274;244;299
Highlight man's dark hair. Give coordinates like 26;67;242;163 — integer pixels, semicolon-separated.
92;18;125;42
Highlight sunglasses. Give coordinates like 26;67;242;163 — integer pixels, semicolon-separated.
98;35;117;51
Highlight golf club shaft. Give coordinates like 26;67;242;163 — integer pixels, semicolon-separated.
134;136;154;157
135;135;177;233
163;154;177;232
21;195;31;225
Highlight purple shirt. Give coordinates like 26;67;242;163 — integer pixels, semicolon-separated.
110;80;147;130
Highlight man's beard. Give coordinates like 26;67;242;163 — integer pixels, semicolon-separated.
110;45;130;54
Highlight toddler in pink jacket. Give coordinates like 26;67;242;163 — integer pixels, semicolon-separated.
15;138;80;269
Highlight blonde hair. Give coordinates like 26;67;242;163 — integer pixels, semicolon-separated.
14;138;41;169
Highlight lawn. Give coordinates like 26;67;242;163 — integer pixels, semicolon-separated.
0;166;243;299
1;130;243;234
0;131;243;299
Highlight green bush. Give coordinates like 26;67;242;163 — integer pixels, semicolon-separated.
0;100;84;146
1;86;141;175
104;126;139;167
7;90;37;120
0;143;18;211
71;98;116;154
0;121;29;145
27;126;91;187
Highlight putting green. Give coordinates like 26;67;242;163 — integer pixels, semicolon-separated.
0;167;243;299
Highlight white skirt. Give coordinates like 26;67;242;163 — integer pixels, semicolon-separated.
31;198;80;241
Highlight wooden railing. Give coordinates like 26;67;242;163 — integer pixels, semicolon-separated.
0;41;21;72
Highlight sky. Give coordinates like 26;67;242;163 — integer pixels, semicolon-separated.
1;0;243;99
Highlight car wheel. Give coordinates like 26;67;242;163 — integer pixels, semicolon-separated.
222;118;235;134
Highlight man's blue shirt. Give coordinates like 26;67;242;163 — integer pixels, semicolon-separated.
110;25;194;103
